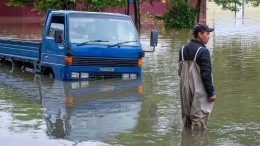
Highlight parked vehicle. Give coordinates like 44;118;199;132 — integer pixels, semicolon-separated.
0;10;158;80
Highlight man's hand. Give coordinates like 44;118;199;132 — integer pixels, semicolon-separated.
209;95;217;102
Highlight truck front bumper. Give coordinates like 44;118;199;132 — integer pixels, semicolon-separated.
63;66;142;80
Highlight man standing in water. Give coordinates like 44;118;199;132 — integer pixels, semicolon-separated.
178;23;217;130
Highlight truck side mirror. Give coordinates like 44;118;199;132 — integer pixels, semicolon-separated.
150;30;158;47
143;30;158;53
54;30;63;43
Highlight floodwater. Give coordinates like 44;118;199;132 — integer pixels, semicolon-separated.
0;18;260;146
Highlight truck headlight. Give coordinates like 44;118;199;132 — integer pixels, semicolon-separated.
71;72;79;78
81;73;89;78
130;74;137;79
122;74;130;79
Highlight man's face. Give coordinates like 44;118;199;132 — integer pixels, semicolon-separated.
198;31;210;44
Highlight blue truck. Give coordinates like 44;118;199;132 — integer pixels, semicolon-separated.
0;10;158;80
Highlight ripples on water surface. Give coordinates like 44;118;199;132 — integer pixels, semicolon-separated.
210;19;260;146
0;18;260;145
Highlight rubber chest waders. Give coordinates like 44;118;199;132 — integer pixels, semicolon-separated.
179;46;214;130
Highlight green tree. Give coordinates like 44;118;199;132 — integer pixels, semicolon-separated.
160;0;260;29
161;0;197;29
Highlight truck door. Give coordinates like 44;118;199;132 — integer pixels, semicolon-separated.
42;15;65;65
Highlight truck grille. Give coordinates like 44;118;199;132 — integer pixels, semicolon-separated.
89;73;121;79
72;57;139;67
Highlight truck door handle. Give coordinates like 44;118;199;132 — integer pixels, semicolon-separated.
44;56;48;60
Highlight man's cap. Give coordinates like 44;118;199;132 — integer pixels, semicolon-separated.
193;23;214;35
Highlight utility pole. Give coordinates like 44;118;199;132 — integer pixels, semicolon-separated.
242;0;245;19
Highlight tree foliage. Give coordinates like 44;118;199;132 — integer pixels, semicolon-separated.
162;0;197;29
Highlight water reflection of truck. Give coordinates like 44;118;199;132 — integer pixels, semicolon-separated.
0;63;143;141
0;10;158;80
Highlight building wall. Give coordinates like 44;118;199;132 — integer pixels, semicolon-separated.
0;0;41;17
0;0;43;39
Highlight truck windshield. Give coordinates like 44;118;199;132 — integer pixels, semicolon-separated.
69;13;139;46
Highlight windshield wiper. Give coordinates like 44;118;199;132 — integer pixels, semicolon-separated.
107;40;137;48
77;40;109;46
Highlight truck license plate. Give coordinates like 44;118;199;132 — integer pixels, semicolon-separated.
100;68;114;72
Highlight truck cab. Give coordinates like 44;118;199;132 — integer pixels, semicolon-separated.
41;10;157;80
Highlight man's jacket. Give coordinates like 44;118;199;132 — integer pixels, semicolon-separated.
179;39;215;97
